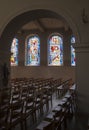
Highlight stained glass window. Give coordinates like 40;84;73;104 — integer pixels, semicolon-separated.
11;38;18;66
25;35;40;66
71;36;76;66
48;34;63;66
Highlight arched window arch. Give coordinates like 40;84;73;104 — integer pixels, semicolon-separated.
48;33;63;66
71;36;76;66
25;34;40;66
11;38;18;66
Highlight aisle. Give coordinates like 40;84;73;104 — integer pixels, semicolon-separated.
12;84;88;130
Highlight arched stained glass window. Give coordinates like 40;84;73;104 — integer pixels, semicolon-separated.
48;34;63;66
11;38;18;66
25;35;40;66
71;36;76;66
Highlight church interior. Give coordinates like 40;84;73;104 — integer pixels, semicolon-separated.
0;0;89;130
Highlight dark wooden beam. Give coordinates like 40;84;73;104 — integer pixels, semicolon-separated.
34;19;46;32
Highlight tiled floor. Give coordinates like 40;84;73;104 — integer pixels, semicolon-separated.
13;92;88;130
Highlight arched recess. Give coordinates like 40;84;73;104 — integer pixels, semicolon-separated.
0;9;80;66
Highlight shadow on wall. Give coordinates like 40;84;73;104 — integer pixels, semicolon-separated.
0;63;10;87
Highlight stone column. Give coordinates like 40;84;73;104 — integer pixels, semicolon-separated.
74;43;89;130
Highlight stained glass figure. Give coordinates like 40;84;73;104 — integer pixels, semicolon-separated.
11;38;18;66
71;36;76;66
26;35;40;66
48;34;63;66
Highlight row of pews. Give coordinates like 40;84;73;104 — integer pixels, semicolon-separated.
35;84;76;130
0;77;76;130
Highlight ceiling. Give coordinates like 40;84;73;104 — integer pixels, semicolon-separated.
19;17;70;33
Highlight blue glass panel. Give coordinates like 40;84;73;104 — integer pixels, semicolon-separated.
48;35;63;66
71;36;75;43
26;35;40;66
71;36;76;66
71;45;76;66
11;38;18;66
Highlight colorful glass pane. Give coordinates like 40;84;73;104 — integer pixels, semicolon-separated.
11;38;18;66
71;36;76;66
48;35;63;66
26;35;40;66
71;36;75;43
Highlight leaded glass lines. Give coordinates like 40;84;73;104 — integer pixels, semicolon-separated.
48;34;63;66
71;36;76;66
25;35;40;66
11;38;18;66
